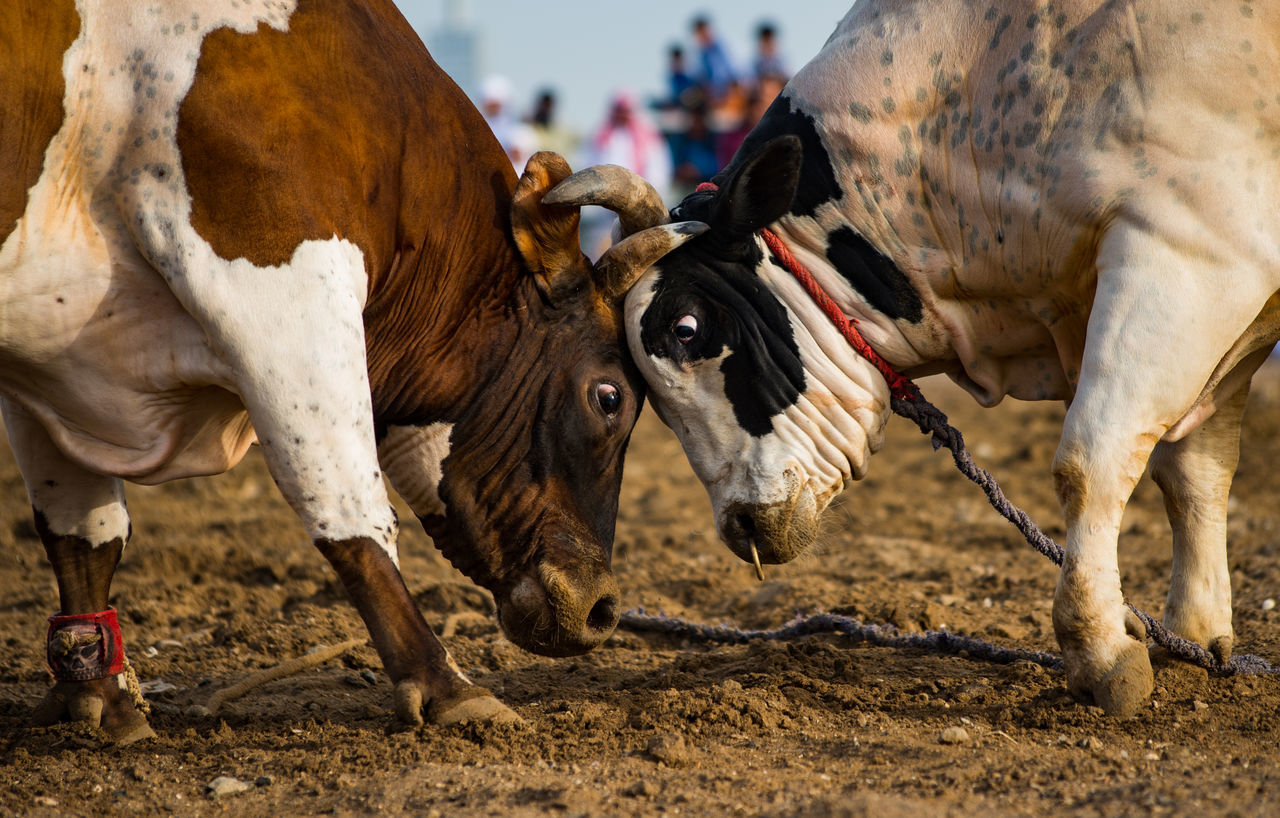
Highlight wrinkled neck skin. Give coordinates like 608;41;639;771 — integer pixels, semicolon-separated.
363;173;536;588
628;262;888;523
748;0;1102;410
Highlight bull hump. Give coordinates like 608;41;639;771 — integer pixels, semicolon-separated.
0;0;79;248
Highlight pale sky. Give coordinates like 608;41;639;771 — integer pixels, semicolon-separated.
396;1;853;138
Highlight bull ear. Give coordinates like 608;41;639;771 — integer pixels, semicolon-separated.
512;151;590;301
713;135;802;237
596;221;709;300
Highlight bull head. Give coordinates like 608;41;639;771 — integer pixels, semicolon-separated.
544;138;879;571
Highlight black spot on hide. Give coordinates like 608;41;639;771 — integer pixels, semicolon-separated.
826;227;923;323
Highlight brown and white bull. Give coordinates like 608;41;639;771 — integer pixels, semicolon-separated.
552;0;1280;716
0;0;700;742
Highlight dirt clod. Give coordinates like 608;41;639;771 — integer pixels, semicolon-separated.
939;726;970;744
646;733;696;767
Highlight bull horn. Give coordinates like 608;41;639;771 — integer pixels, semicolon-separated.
596;221;708;299
543;164;670;236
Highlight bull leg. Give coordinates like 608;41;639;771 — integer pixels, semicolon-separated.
1050;226;1273;717
147;239;516;726
1148;383;1249;661
316;536;520;726
2;400;154;744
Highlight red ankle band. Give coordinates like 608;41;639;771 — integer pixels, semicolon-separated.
46;607;127;682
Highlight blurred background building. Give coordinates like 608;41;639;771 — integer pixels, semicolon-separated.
424;0;481;99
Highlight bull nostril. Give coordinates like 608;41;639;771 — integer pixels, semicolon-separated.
734;512;756;537
586;594;619;633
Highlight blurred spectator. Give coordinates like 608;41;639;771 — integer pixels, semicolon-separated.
580;91;672;257
480;75;536;173
670;103;721;198
717;73;787;167
752;22;789;82
665;45;697;109
691;15;737;103
525;88;578;159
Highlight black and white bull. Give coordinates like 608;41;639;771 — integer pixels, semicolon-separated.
550;0;1280;716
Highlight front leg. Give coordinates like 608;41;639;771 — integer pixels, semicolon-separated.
1050;226;1275;716
2;400;154;744
157;239;516;726
1052;413;1155;717
316;537;520;726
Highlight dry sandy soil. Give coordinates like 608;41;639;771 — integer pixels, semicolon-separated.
1;369;1278;817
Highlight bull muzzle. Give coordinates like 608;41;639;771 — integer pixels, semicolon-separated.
495;558;620;657
718;484;819;565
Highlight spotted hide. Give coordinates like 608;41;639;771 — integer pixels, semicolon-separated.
555;0;1280;717
0;0;653;742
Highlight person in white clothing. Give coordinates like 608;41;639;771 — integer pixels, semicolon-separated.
479;75;537;173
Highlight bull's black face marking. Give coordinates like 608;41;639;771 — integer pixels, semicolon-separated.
717;94;842;219
639;232;805;438
826;226;924;322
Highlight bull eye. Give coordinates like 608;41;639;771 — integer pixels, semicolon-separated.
673;314;698;343
596;382;622;417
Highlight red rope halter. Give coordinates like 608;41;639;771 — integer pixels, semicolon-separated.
694;182;916;400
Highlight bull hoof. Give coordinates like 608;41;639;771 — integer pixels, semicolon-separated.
431;692;523;727
33;679;156;745
1068;638;1154;718
393;680;523;727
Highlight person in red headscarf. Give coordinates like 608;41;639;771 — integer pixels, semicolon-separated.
579;90;674;257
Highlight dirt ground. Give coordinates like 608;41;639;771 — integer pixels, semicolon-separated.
1;367;1277;817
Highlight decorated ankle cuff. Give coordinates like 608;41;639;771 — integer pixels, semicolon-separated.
46;607;127;682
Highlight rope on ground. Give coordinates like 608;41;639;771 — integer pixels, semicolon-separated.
203;638;366;715
616;383;1277;677
621;609;1064;670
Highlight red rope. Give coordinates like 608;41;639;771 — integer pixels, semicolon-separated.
694;182;916;401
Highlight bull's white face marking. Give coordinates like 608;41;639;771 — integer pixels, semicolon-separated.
378;422;453;519
0;1;397;558
625;259;890;542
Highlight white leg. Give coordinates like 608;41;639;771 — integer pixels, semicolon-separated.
2;399;153;743
1051;225;1274;716
136;233;511;724
1148;385;1247;661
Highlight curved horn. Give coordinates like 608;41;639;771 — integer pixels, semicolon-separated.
596;221;708;299
543;164;670;236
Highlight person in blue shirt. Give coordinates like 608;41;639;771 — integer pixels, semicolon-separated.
666;45;696;108
752;22;789;82
691;16;737;103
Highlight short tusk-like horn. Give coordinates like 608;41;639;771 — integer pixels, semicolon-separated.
543;164;670;236
596;221;708;298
